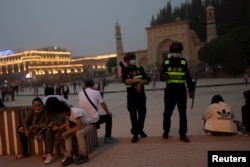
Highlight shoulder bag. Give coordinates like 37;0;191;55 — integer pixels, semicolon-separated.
83;89;97;111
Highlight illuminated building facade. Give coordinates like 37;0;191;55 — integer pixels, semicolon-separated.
0;47;83;86
0;47;116;86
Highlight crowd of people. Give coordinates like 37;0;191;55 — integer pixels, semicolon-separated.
2;41;248;166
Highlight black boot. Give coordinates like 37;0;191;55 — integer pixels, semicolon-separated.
139;131;148;138
179;135;190;143
131;135;138;143
162;132;168;139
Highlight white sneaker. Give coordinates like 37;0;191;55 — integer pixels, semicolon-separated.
61;156;67;163
44;154;54;164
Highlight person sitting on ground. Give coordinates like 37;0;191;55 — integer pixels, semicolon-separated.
16;97;51;160
241;90;250;134
202;94;238;136
54;101;91;166
78;78;113;143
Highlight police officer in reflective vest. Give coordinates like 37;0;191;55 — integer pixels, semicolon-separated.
160;41;194;143
121;52;149;143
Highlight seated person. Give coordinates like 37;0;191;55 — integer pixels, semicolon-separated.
242;90;250;134
53;101;91;166
79;79;113;143
202;94;237;136
16;97;51;159
43;97;66;165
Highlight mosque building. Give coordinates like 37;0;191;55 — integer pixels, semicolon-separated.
116;5;217;76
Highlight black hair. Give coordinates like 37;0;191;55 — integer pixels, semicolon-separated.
45;87;55;96
55;101;71;114
45;97;59;115
124;52;136;61
32;97;44;105
169;41;183;53
211;94;224;104
84;78;95;87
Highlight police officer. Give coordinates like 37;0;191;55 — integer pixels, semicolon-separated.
160;41;194;143
121;52;149;143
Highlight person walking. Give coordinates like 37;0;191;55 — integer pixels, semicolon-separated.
78;78;113;143
160;41;195;143
97;78;105;98
55;84;62;95
121;52;149;143
244;73;248;85
62;84;70;100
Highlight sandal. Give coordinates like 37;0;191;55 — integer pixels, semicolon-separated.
15;154;24;160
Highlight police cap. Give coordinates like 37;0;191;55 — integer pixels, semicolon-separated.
169;41;183;53
124;52;136;61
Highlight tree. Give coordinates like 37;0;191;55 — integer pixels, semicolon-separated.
224;45;246;76
198;26;250;75
106;57;117;73
151;0;250;76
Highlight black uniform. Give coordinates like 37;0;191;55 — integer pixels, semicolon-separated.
160;56;194;137
122;64;149;136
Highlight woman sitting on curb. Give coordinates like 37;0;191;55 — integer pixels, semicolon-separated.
202;94;238;136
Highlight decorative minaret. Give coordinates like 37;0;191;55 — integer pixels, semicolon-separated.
206;5;217;42
115;21;124;77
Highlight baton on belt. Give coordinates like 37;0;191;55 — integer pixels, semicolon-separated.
191;73;198;110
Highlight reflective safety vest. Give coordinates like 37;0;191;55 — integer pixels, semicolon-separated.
125;65;143;88
164;59;186;84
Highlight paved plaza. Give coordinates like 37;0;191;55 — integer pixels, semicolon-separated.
1;77;250;166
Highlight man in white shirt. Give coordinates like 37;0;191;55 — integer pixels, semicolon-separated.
78;79;113;143
54;101;91;166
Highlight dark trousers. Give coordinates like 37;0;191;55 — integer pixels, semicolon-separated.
45;128;65;155
63;93;68;100
94;114;112;137
163;86;187;136
18;131;45;156
127;92;147;135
